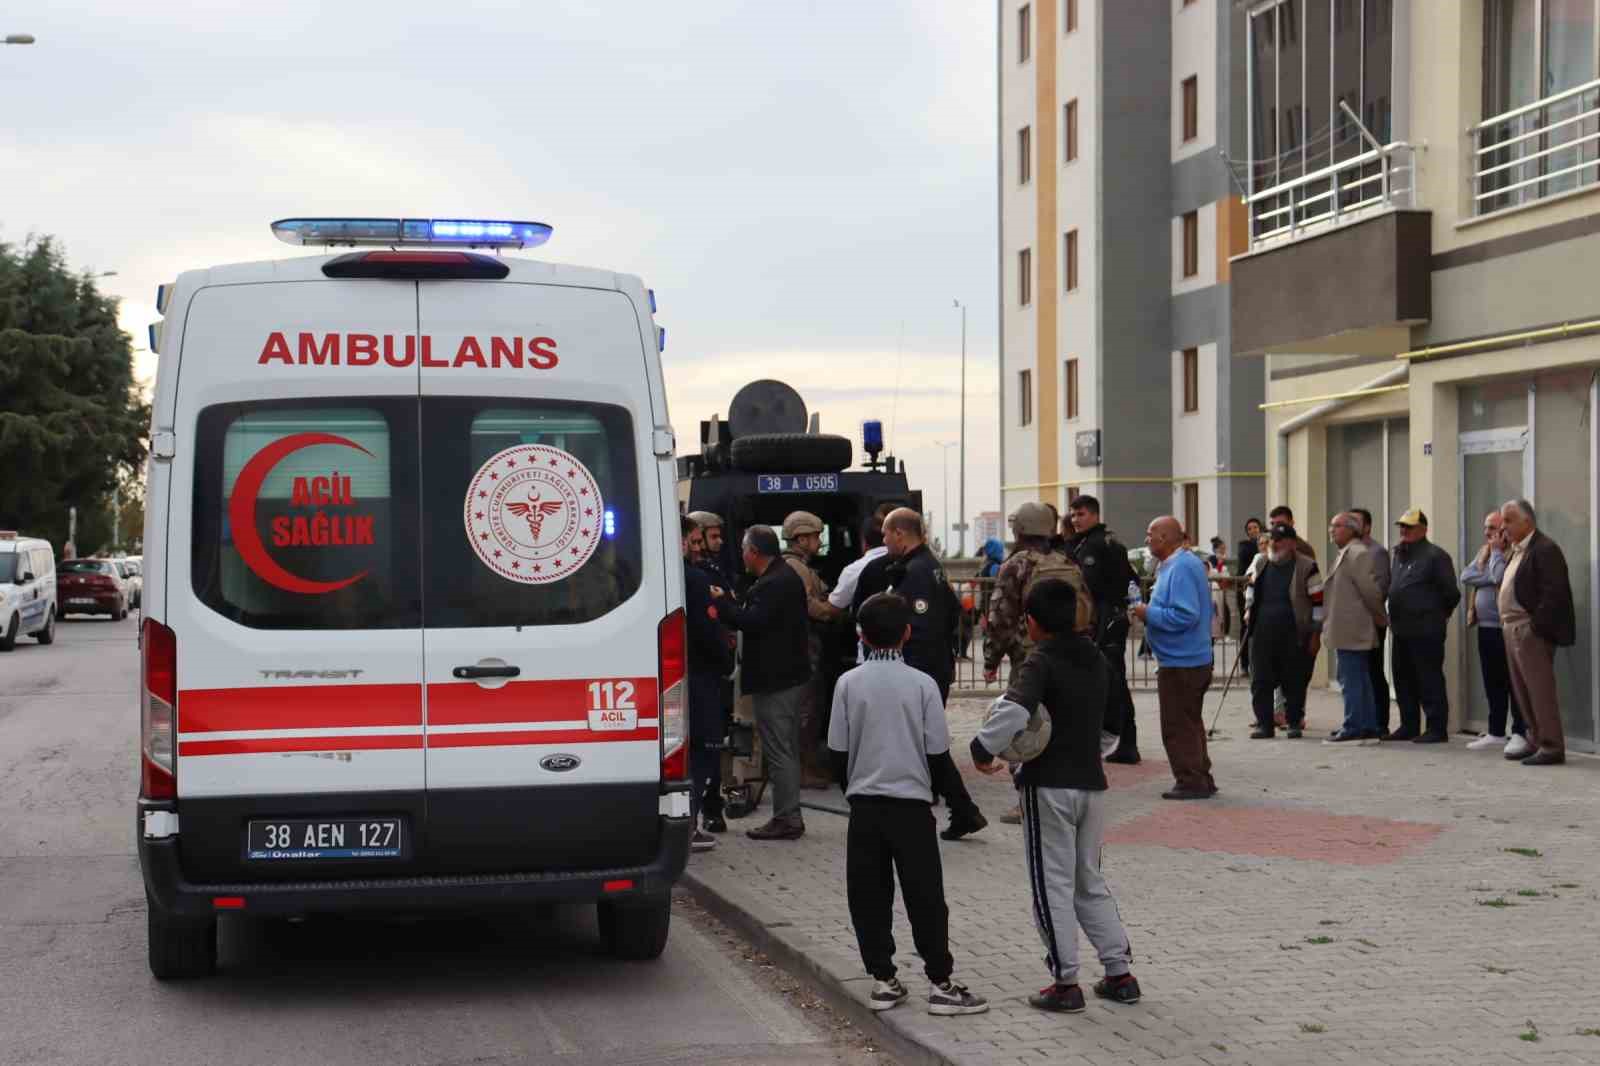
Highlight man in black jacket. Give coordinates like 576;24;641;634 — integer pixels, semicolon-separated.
1386;510;1461;743
683;517;734;847
1066;494;1139;763
970;578;1140;1014
711;525;811;840
1499;499;1577;765
860;508;987;841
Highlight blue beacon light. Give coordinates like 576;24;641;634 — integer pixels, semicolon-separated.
603;510;617;538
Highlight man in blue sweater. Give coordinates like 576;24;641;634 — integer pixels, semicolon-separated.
1132;516;1216;800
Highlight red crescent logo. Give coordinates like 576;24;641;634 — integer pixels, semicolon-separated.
228;432;375;595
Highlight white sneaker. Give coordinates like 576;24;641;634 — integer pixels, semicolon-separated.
1467;733;1507;751
869;976;908;1011
1503;734;1534;758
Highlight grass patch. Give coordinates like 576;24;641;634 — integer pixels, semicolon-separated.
1519;1021;1540;1043
1482;965;1516;975
1516;889;1544;897
1304;936;1335;945
1504;847;1542;858
1477;897;1519;908
1299;1023;1326;1034
1577;1028;1600;1037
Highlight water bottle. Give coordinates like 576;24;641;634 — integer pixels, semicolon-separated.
1126;580;1141;608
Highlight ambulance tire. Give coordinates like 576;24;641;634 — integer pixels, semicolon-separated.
729;433;852;474
598;894;671;960
147;898;217;979
34;608;55;645
0;614;16;651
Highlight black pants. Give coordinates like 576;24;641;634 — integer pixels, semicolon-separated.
689;745;722;821
1477;626;1526;737
930;673;982;821
1367;627;1391;733
1392;631;1449;737
1249;622;1311;730
845;797;953;984
1102;641;1137;752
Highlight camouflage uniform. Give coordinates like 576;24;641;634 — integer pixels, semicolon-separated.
781;512;836;776
983;545;1092;674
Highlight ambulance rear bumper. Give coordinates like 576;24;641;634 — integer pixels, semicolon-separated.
139;806;691;920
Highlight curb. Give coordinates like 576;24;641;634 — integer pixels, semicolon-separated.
679;867;960;1066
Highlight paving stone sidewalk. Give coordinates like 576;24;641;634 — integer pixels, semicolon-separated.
682;687;1600;1066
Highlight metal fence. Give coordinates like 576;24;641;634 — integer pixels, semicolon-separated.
947;574;1242;695
1470;76;1600;217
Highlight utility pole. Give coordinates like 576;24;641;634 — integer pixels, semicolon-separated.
953;299;968;556
934;440;957;558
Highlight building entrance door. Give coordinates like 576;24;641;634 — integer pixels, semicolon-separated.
1459;429;1533;734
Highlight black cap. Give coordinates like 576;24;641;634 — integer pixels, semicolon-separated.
1269;523;1297;541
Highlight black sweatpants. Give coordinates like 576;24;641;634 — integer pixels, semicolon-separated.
1392;631;1449;737
1249;622;1311;729
845;796;953;984
930;674;982;822
1102;641;1136;751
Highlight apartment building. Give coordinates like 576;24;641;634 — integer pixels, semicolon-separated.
1231;0;1600;749
997;0;1265;546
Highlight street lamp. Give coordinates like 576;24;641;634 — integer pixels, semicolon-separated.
934;440;957;557
953;299;967;556
4;34;36;45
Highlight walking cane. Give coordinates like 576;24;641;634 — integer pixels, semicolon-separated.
1208;615;1253;737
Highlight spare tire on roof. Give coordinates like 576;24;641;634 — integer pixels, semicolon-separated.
730;433;853;474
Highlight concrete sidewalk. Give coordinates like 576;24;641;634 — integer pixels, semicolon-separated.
682;688;1600;1066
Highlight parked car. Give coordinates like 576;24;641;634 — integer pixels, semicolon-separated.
0;532;58;649
114;559;143;608
57;559;129;619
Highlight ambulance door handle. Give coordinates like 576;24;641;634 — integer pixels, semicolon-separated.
453;664;521;680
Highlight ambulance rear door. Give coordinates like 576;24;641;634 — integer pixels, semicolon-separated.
166;278;427;881
417;279;671;873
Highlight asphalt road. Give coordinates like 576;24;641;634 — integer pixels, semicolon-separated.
0;614;888;1066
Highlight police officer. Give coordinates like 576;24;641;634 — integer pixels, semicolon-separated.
689;510;735;588
1065;494;1140;764
782;511;839;786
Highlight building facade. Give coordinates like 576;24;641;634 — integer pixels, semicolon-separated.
1230;0;1599;749
997;0;1266;545
972;510;1006;546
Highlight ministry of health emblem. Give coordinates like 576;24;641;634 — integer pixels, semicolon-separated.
464;444;604;585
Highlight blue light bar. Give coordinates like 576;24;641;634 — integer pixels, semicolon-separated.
148;322;160;354
657;326;666;353
603;509;617;538
270;217;553;249
648;289;657;314
862;420;884;451
155;283;171;314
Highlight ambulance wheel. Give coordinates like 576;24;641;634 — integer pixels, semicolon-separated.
34;608;55;645
598;894;671;961
729;433;852;474
147;899;217;979
0;614;16;651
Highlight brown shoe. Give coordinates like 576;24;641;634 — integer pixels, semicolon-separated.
999;804;1022;825
746;818;805;841
1521;750;1566;766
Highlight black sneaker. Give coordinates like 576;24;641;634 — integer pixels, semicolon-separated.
1160;787;1214;800
1028;982;1086;1013
1249;728;1274;740
868;976;908;1011
1384;729;1419;742
1093;973;1142;1005
927;980;989;1016
690;829;718;852
940;811;988;842
1104;750;1141;765
1412;732;1447;744
702;814;727;834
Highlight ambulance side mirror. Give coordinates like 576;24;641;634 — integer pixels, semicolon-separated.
21;572;34;583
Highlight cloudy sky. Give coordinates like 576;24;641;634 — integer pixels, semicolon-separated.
1;0;1001;549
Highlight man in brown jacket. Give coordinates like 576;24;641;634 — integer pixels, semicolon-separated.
1245;524;1322;739
1322;512;1389;744
782;510;841;785
1498;499;1576;766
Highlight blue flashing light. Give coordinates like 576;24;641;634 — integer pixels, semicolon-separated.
147;323;159;354
862;420;884;452
603;509;617;538
270;217;553;249
648;289;657;314
657;326;666;353
155;283;170;314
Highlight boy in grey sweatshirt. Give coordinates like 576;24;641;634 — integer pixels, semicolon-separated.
828;592;988;1017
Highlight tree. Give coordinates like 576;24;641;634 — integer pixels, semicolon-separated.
0;236;149;553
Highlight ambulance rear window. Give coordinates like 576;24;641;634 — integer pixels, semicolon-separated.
419;397;643;628
191;400;421;630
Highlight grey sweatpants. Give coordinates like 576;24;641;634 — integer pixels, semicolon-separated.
755;682;807;821
1020;785;1132;984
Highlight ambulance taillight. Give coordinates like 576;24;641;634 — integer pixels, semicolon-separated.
141;618;177;800
658;609;688;785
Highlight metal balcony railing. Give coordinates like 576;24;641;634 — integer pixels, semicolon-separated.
1470;77;1600;217
1245;140;1418;250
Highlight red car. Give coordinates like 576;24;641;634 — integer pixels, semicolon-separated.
57;559;129;619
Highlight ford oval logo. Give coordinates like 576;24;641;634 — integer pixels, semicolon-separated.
540;753;582;773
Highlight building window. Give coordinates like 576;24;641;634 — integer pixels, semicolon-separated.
1183;482;1200;546
1018;247;1032;306
1064;99;1078;162
1064;0;1078;34
1018;125;1032;185
1018;4;1031;63
1182;347;1199;413
1181;75;1198;142
1019;370;1033;426
1064;229;1078;291
1181;211;1198;278
1065;358;1079;420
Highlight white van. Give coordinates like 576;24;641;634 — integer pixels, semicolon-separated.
0;533;57;649
138;218;689;978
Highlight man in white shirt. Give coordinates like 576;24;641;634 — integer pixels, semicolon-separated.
831;506;893;659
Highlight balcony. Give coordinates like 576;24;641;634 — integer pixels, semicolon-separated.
1470;77;1600;219
1230;138;1431;358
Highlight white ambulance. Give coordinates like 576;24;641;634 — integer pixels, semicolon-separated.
138;218;690;978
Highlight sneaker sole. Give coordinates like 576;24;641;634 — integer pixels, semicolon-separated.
928;1002;991;1016
1096;993;1141;1005
869;997;906;1012
1027;998;1085;1013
